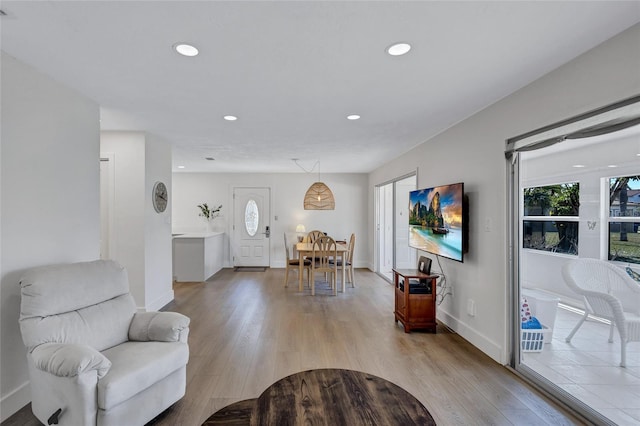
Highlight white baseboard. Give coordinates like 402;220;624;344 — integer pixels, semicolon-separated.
1;381;30;422
148;289;175;311
437;308;506;364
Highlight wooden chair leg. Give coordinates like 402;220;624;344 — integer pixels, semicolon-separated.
304;267;308;287
284;266;289;287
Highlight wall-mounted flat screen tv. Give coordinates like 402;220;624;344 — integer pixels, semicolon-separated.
409;182;464;262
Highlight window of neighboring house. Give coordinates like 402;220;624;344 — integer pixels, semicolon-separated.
523;182;580;255
608;175;640;263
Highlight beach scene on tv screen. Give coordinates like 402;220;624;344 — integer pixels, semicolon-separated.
409;183;463;262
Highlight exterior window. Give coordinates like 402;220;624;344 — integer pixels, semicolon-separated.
522;183;579;255
245;199;259;236
608;175;640;263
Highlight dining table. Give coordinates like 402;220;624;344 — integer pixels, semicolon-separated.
295;241;349;293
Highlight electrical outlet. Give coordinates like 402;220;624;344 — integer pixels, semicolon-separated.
467;299;476;316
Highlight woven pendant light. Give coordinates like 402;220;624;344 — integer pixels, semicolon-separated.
304;182;335;210
293;159;336;210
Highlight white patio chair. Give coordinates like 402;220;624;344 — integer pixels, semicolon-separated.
562;258;640;367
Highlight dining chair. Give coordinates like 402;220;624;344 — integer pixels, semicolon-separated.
305;229;325;265
330;233;356;287
307;230;324;243
311;236;338;296
284;234;311;288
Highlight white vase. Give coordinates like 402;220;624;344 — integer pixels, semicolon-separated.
206;221;214;232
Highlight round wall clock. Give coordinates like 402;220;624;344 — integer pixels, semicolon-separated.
152;181;168;213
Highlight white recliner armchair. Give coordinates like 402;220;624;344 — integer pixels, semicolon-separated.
19;260;190;425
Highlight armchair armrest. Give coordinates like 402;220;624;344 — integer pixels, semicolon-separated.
129;312;190;343
31;343;111;379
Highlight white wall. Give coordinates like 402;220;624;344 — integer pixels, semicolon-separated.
101;132;146;306
144;135;174;310
172;173;369;268
395;176;417;270
1;52;101;420
101;131;174;311
369;24;640;364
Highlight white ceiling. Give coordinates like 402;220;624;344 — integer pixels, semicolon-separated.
2;1;639;173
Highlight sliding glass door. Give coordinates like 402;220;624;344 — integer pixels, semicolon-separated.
507;96;640;425
376;174;417;281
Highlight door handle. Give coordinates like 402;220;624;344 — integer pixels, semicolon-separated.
263;226;270;238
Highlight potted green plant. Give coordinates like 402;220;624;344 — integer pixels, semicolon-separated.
197;203;222;231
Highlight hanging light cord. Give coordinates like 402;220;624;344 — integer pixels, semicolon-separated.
293;159;320;175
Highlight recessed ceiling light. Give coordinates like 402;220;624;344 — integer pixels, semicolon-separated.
223;115;238;121
387;42;411;56
173;43;199;57
572;164;586;168
608;165;618;168
177;165;185;169
347;115;360;120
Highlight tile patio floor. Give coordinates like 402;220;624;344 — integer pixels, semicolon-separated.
523;305;640;425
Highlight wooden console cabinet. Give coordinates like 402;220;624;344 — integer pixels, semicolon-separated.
393;268;438;333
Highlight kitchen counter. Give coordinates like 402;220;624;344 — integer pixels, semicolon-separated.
172;232;224;281
172;231;223;239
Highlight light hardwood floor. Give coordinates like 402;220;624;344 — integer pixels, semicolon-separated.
4;268;587;426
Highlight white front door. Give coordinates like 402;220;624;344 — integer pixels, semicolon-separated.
232;187;271;267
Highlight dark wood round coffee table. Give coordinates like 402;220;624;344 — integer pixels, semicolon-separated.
203;368;436;425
